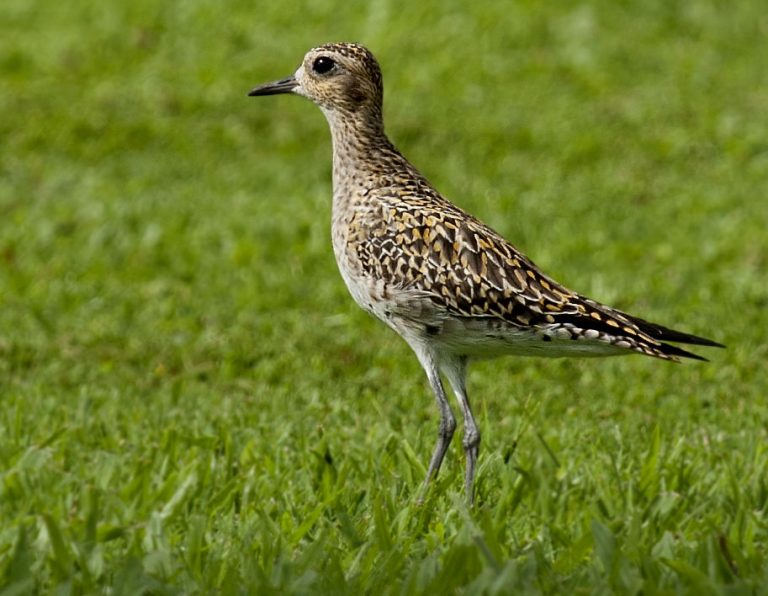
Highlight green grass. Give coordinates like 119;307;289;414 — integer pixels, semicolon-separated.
2;0;767;592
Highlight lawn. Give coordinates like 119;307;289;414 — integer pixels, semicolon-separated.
1;0;767;592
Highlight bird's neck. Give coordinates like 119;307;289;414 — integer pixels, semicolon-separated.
323;108;425;212
325;108;388;169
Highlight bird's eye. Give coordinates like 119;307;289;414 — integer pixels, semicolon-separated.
312;56;336;74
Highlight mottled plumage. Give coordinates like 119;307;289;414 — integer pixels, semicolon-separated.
249;42;722;503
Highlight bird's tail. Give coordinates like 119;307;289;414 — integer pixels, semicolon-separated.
625;314;725;361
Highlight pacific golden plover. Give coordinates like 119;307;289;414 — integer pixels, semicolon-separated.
248;42;722;503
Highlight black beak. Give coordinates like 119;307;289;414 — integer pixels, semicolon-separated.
248;76;297;97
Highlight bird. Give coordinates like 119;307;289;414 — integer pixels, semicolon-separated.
248;42;723;503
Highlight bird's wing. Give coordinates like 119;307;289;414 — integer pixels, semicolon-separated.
355;192;716;360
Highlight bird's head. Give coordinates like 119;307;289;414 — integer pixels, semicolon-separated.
249;42;383;117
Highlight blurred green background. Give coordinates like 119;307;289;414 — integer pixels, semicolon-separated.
1;0;766;592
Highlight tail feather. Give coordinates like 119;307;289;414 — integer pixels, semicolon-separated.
626;315;725;348
655;341;709;362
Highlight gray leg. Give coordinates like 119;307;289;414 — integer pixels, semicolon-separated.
443;356;480;504
409;343;456;496
423;364;456;484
